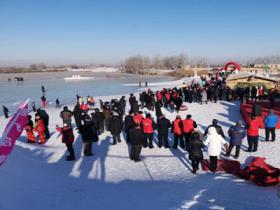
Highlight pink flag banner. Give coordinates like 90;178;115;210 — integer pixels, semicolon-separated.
0;99;29;166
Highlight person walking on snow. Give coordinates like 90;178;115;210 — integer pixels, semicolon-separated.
204;127;228;173
189;131;204;174
226;120;246;159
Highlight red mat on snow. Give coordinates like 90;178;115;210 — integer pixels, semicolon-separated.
240;101;280;129
202;157;280;186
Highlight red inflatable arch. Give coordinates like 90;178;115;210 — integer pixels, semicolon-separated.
223;61;241;71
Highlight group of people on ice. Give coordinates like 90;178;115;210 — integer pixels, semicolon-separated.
21;84;278;174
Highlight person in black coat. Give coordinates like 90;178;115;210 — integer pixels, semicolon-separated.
174;97;183;113
157;114;171;148
3;105;9;118
189;131;204;174
73;103;82;129
119;96;126;117
108;113;123;145
124;111;135;143
129;124;145;162
94;108;105;134
204;119;225;138
155;101;162;119
79;114;99;156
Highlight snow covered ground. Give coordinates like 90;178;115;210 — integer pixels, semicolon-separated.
0;90;279;210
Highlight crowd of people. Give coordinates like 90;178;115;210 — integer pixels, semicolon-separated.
1;75;279;174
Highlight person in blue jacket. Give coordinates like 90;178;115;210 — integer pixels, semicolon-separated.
226;120;246;158
264;109;279;142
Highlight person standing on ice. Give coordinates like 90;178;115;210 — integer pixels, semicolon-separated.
141;113;157;148
129;123;145;162
204;127;228;173
172;115;184;149
2;105;9;118
73;102;82;129
264;109;279;142
157;114;171;148
182;114;197;151
41;85;45;95
41;95;46;108
60;106;73;126
79;114;98;156
56;124;75;161
108;112;123;145
246;115;261;152
226;120;246;159
33;114;46;144
124;111;135;143
189;131;204;174
25;115;36;143
204;119;225;138
55;98;60;108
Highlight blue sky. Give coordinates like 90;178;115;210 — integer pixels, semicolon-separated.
0;0;280;66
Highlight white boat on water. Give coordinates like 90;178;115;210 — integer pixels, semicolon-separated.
64;75;95;80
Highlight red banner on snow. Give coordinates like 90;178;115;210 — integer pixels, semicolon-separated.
0;100;29;166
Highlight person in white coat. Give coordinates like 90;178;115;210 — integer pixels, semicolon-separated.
204;127;228;173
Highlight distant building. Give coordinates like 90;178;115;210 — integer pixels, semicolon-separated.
254;64;280;69
226;72;279;89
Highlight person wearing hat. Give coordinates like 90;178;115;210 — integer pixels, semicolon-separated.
226;120;246;158
56;123;75;161
33;114;46;144
172;115;184;149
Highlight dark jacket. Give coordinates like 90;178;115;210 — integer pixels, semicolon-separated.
189;136;204;161
228;125;246;146
204;124;225;138
60;110;73;122
108;115;123;135
129;127;145;146
124;115;135;132
79;116;99;142
157;118;171;134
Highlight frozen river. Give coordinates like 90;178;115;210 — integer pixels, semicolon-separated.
0;71;174;114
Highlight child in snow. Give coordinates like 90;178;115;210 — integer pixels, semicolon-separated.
25;115;36;143
33;114;46;144
56;124;75;161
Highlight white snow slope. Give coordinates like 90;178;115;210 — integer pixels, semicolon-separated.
0;93;279;210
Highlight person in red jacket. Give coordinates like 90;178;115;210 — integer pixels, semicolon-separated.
133;111;143;125
182;114;197;151
141;113;157;148
246;115;261;152
33;114;46;144
172;115;184;149
25;115;36;143
56;124;75;161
